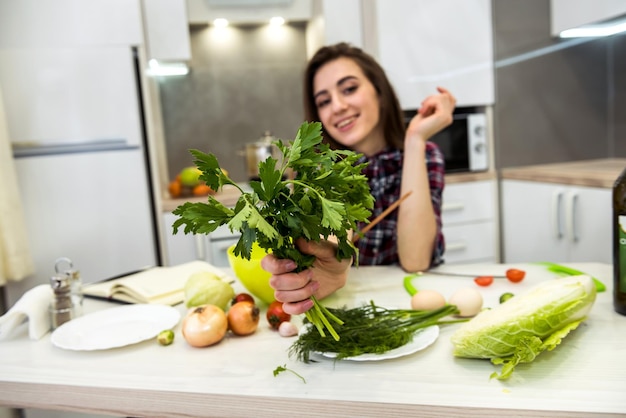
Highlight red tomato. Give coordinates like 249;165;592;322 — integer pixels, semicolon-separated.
506;268;526;283
474;276;494;286
266;300;291;330
232;293;255;306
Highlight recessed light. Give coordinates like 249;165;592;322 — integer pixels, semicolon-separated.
213;18;229;28
269;16;285;26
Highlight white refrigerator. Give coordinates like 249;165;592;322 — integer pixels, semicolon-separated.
0;46;160;307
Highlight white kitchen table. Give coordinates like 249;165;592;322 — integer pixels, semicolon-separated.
0;262;624;418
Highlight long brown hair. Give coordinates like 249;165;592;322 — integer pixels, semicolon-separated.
303;42;405;150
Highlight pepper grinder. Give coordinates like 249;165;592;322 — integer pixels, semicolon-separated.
49;274;77;329
55;257;83;316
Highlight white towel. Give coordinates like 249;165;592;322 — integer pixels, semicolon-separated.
0;284;53;340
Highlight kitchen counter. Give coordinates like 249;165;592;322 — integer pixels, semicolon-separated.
445;170;496;184
162;172;498;212
500;158;626;188
162;184;245;212
0;262;624;417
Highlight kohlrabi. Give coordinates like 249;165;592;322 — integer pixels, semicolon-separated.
450;275;596;380
184;271;234;310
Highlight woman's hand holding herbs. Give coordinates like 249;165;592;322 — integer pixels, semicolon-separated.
262;238;352;315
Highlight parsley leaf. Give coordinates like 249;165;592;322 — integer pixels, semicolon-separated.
173;121;374;339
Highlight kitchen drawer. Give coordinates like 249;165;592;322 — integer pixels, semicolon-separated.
162;212;240;267
205;224;240;267
210;223;238;240
206;236;240;268
441;180;496;225
442;221;496;264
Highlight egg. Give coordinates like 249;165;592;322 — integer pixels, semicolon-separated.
448;287;483;317
410;289;446;311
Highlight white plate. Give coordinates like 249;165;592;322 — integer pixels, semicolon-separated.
51;304;181;351
303;324;440;361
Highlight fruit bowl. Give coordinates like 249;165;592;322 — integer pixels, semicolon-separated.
227;242;275;305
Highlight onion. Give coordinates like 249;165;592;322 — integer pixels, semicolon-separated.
227;301;260;336
182;304;228;347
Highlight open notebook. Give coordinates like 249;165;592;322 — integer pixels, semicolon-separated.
82;260;232;306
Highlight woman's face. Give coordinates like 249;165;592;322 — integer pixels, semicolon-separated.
312;57;384;155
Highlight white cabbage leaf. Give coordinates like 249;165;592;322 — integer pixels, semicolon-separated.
450;275;596;380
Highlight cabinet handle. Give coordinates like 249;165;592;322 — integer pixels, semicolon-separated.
446;241;467;252
565;191;579;243
442;202;465;212
551;190;565;239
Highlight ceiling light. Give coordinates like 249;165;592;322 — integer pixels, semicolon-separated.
213;18;229;28
269;16;285;26
146;60;189;77
559;16;626;38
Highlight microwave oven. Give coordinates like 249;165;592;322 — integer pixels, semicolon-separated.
404;109;489;173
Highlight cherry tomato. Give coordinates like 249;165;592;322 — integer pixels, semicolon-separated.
266;300;291;330
474;276;494;286
232;292;255;306
506;269;526;283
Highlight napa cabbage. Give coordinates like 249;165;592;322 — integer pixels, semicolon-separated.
450;275;596;380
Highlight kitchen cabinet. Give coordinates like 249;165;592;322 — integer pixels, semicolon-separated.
162;212;239;268
186;0;312;25
306;0;363;57
363;0;494;108
441;178;499;264
0;0;142;48
161;186;248;267
501;180;611;264
142;0;191;61
550;0;626;36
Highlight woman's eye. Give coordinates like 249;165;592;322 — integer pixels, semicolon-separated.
316;99;330;108
343;85;358;95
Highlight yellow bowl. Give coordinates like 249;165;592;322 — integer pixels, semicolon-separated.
227;242;275;305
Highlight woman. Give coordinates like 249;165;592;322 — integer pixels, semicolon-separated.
261;43;456;315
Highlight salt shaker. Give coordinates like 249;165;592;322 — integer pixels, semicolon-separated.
49;274;78;329
55;257;83;316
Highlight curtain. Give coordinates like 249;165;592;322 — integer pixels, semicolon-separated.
0;83;34;284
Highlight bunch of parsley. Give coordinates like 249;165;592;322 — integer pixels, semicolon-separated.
172;121;374;340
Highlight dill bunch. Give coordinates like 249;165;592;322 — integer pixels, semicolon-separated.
289;302;464;362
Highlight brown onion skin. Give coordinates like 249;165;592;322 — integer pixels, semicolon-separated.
227;301;260;336
182;305;228;347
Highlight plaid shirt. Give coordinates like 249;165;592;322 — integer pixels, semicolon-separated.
355;142;445;267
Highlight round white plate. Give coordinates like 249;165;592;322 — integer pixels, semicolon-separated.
303;324;440;361
51;304;181;351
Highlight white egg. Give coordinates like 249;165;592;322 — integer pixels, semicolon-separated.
448;287;483;317
411;289;447;311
